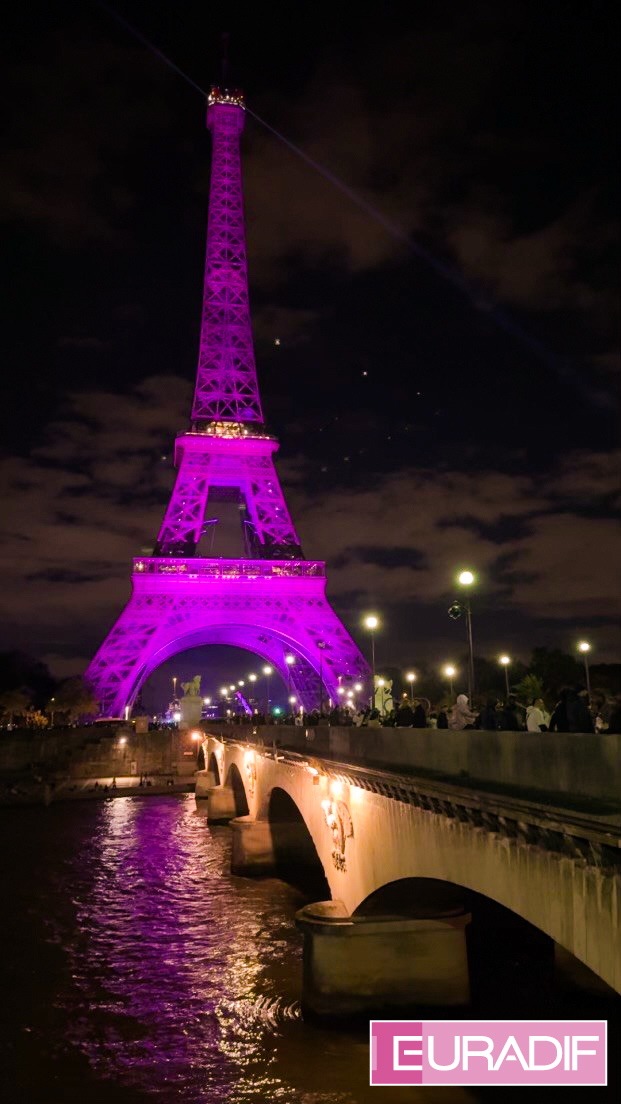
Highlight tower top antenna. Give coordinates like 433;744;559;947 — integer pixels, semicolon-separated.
220;31;230;85
208;32;244;109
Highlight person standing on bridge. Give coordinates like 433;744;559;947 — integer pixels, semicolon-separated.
448;694;477;729
526;697;550;731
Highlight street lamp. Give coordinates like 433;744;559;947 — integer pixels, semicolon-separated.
456;570;476;704
49;697;55;727
262;665;273;714
444;665;456;702
405;672;416;704
285;653;295;697
172;676;177;700
363;614;379;706
317;641;326;715
578;641;592;703
220;686;228;697
203;696;211;706
499;655;510;697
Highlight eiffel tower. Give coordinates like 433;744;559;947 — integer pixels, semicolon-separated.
87;81;370;717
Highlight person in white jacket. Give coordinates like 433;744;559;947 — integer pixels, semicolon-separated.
448;694;477;730
526;698;550;731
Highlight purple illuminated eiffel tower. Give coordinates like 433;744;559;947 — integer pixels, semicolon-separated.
87;83;369;717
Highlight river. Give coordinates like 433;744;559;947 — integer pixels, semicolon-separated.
0;794;617;1102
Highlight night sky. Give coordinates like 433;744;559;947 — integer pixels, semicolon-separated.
1;1;619;709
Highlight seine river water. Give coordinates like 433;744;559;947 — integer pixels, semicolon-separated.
0;794;617;1103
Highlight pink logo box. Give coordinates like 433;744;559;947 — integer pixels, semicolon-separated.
370;1020;607;1087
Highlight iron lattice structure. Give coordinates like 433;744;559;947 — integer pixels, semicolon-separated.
192;94;262;424
87;87;369;717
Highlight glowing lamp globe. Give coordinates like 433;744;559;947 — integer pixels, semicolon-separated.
458;570;475;586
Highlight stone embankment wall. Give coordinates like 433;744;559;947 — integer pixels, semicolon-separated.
0;727;200;780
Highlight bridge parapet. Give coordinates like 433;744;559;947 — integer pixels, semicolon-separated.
201;724;621;809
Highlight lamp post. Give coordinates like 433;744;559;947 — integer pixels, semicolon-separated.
578;641;592;704
457;570;476;704
49;697;55;727
499;655;510;698
444;665;456;702
405;672;416;704
363;614;379;707
317;641;326;715
172;676;177;701
262;666;272;716
285;653;295;698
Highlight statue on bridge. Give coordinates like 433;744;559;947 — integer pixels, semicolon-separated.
181;675;201;698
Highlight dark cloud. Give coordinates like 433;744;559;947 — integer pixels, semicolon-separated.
0;3;618;685
0;374;618;674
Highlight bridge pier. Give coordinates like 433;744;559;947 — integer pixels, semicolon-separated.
230;814;327;879
231;816;275;875
195;768;216;798
296;901;470;1019
195;773;238;822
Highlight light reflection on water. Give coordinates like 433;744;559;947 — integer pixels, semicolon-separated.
0;795;474;1103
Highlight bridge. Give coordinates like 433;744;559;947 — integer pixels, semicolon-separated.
196;725;621;1017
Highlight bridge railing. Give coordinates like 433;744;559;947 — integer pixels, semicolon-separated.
202;724;621;807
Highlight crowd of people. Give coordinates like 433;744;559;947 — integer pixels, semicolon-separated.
221;687;621;733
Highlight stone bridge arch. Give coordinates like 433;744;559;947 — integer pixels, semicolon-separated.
225;762;249;818
206;750;219;783
198;738;620;1002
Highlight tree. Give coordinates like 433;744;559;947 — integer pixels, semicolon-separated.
0;651;55;708
515;674;546;709
52;676;99;722
0;688;31;725
24;709;49;729
529;648;580;698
